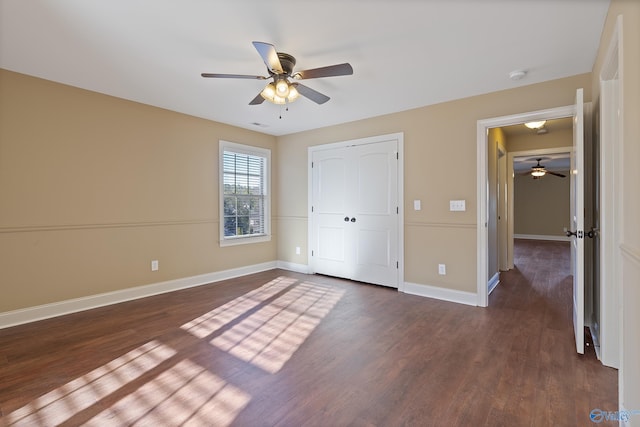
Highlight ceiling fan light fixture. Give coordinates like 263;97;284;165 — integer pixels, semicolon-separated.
531;168;546;177
261;83;276;100
288;85;299;101
275;79;290;97
272;95;287;105
525;120;546;130
260;79;299;105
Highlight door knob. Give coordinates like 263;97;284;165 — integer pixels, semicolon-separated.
586;228;598;238
350;217;356;222
565;230;577;237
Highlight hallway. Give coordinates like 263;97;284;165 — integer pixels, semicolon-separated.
488;239;618;424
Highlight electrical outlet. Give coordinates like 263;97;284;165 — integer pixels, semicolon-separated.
151;260;159;271
295;246;301;255
438;264;446;275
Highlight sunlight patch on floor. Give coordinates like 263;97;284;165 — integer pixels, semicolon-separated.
5;340;176;426
181;276;297;339
211;281;344;373
85;359;250;426
6;277;343;426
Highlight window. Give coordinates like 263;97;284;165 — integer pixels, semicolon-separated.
219;141;270;246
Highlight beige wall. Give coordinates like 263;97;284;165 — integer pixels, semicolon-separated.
0;70;594;307
591;0;640;418
506;127;573;153
277;73;591;293
0;70;277;312
513;172;570;237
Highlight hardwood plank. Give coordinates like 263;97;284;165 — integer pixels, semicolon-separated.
0;240;617;426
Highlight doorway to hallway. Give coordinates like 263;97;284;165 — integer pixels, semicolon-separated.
477;96;590;356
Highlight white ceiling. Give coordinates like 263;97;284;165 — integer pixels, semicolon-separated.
0;0;610;136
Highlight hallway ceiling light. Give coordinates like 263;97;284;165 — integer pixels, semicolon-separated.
525;120;546;130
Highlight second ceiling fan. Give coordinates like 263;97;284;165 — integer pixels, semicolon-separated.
521;158;567;179
201;41;353;105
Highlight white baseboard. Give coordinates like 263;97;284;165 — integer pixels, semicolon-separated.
0;261;277;330
1;261;478;329
276;260;311;274
488;272;500;295
514;234;570;242
402;282;477;306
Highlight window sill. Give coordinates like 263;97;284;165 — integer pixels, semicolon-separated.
220;234;271;247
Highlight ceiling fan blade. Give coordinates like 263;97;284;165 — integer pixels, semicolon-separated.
547;171;567;178
201;73;267;80
252;41;284;74
293;83;330;104
249;92;265;105
294;63;353;80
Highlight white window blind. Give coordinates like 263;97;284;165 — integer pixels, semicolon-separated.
220;141;270;245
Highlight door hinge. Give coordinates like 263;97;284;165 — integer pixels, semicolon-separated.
311;161;314;168
396;152;399;160
396;206;399;214
311;250;314;256
311;206;314;213
396;261;399;269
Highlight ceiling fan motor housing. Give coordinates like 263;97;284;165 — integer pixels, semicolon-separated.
276;53;296;75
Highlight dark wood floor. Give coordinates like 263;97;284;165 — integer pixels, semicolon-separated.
0;240;617;426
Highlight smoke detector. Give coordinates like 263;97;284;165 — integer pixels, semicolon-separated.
509;70;527;81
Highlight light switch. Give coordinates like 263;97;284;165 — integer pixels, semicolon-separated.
450;200;466;211
414;199;421;211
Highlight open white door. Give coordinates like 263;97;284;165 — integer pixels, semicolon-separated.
569;88;585;355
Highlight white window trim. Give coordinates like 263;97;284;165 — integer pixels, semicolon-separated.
219;140;271;247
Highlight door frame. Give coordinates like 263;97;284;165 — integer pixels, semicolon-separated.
477;105;575;307
597;15;622;369
307;132;405;290
497;145;508;272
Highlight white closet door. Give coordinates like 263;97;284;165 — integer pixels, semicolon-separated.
350;140;398;286
311;139;398;288
312;147;350;279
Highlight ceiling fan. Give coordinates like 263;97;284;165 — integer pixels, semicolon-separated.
201;41;353;106
521;158;567;179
